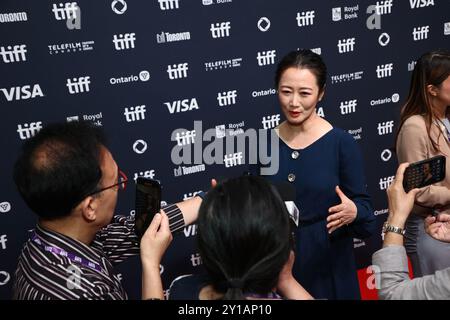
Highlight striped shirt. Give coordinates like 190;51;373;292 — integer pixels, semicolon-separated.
13;204;184;300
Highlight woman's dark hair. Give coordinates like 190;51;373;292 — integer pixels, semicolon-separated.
197;176;291;300
13;121;106;219
275;49;327;92
396;50;450;152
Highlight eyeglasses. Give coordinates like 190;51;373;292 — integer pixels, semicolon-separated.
87;168;128;196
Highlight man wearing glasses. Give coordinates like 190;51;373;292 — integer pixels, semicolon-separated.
12;121;202;300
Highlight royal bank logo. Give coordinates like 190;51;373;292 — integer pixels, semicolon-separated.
48;41;94;54
348;127;362;140
111;0;127;14
1;84;44;102
332;5;359;21
0;12;28;23
202;0;232;5
408;61;417;71
204;57;242;71
0;44;27;63
17;122;43;140
215;121;245;138
66;112;103;126
110;70;150;85
331;71;364;84
257;17;270;32
444;22;450;35
156;31;191;44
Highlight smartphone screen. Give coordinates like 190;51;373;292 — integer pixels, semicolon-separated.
403;155;446;192
135;178;161;240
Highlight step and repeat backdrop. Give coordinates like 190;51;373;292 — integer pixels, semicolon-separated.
0;0;449;299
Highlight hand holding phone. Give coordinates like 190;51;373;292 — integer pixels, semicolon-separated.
403;155;446;192
135;178;161;240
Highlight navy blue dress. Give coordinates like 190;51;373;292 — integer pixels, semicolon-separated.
251;128;375;299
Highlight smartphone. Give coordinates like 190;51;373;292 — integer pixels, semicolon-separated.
135;178;161;240
403;155;446;192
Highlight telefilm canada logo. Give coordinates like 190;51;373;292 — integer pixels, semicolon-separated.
48;41;94;54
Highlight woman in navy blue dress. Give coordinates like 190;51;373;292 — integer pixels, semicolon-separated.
251;50;376;299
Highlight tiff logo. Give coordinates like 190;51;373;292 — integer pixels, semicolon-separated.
413;26;430;41
377;121;394;135
262;114;280;129
52;2;78;20
0;45;27;63
175;130;196;146
257;50;276;66
113;33;136;50
158;0;179;10
167;63;189;79
410;0;434;9
17;122;43;140
296;10;315;27
340;99;357;115
217;90;237;106
224;152;243;168
124;105;146;122
210;22;231;38
133;170;156;181
379;176;395;190
0;235;6;250
66;76;90;94
376;63;393;78
191;253;202;266
375;0;393;15
337;38;355;53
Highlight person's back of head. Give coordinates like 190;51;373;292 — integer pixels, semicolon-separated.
13;121;106;220
197;175;291;300
397;49;450;149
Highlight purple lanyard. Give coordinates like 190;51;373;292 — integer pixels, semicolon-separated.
31;232;104;273
244;291;282;299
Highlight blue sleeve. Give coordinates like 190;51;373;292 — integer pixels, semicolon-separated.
338;132;376;239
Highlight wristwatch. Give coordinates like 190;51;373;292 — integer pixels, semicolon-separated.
382;221;406;236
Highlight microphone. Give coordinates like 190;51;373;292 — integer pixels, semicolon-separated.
270;180;299;227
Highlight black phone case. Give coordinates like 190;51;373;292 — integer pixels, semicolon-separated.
135;178;161;240
403;155;446;192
